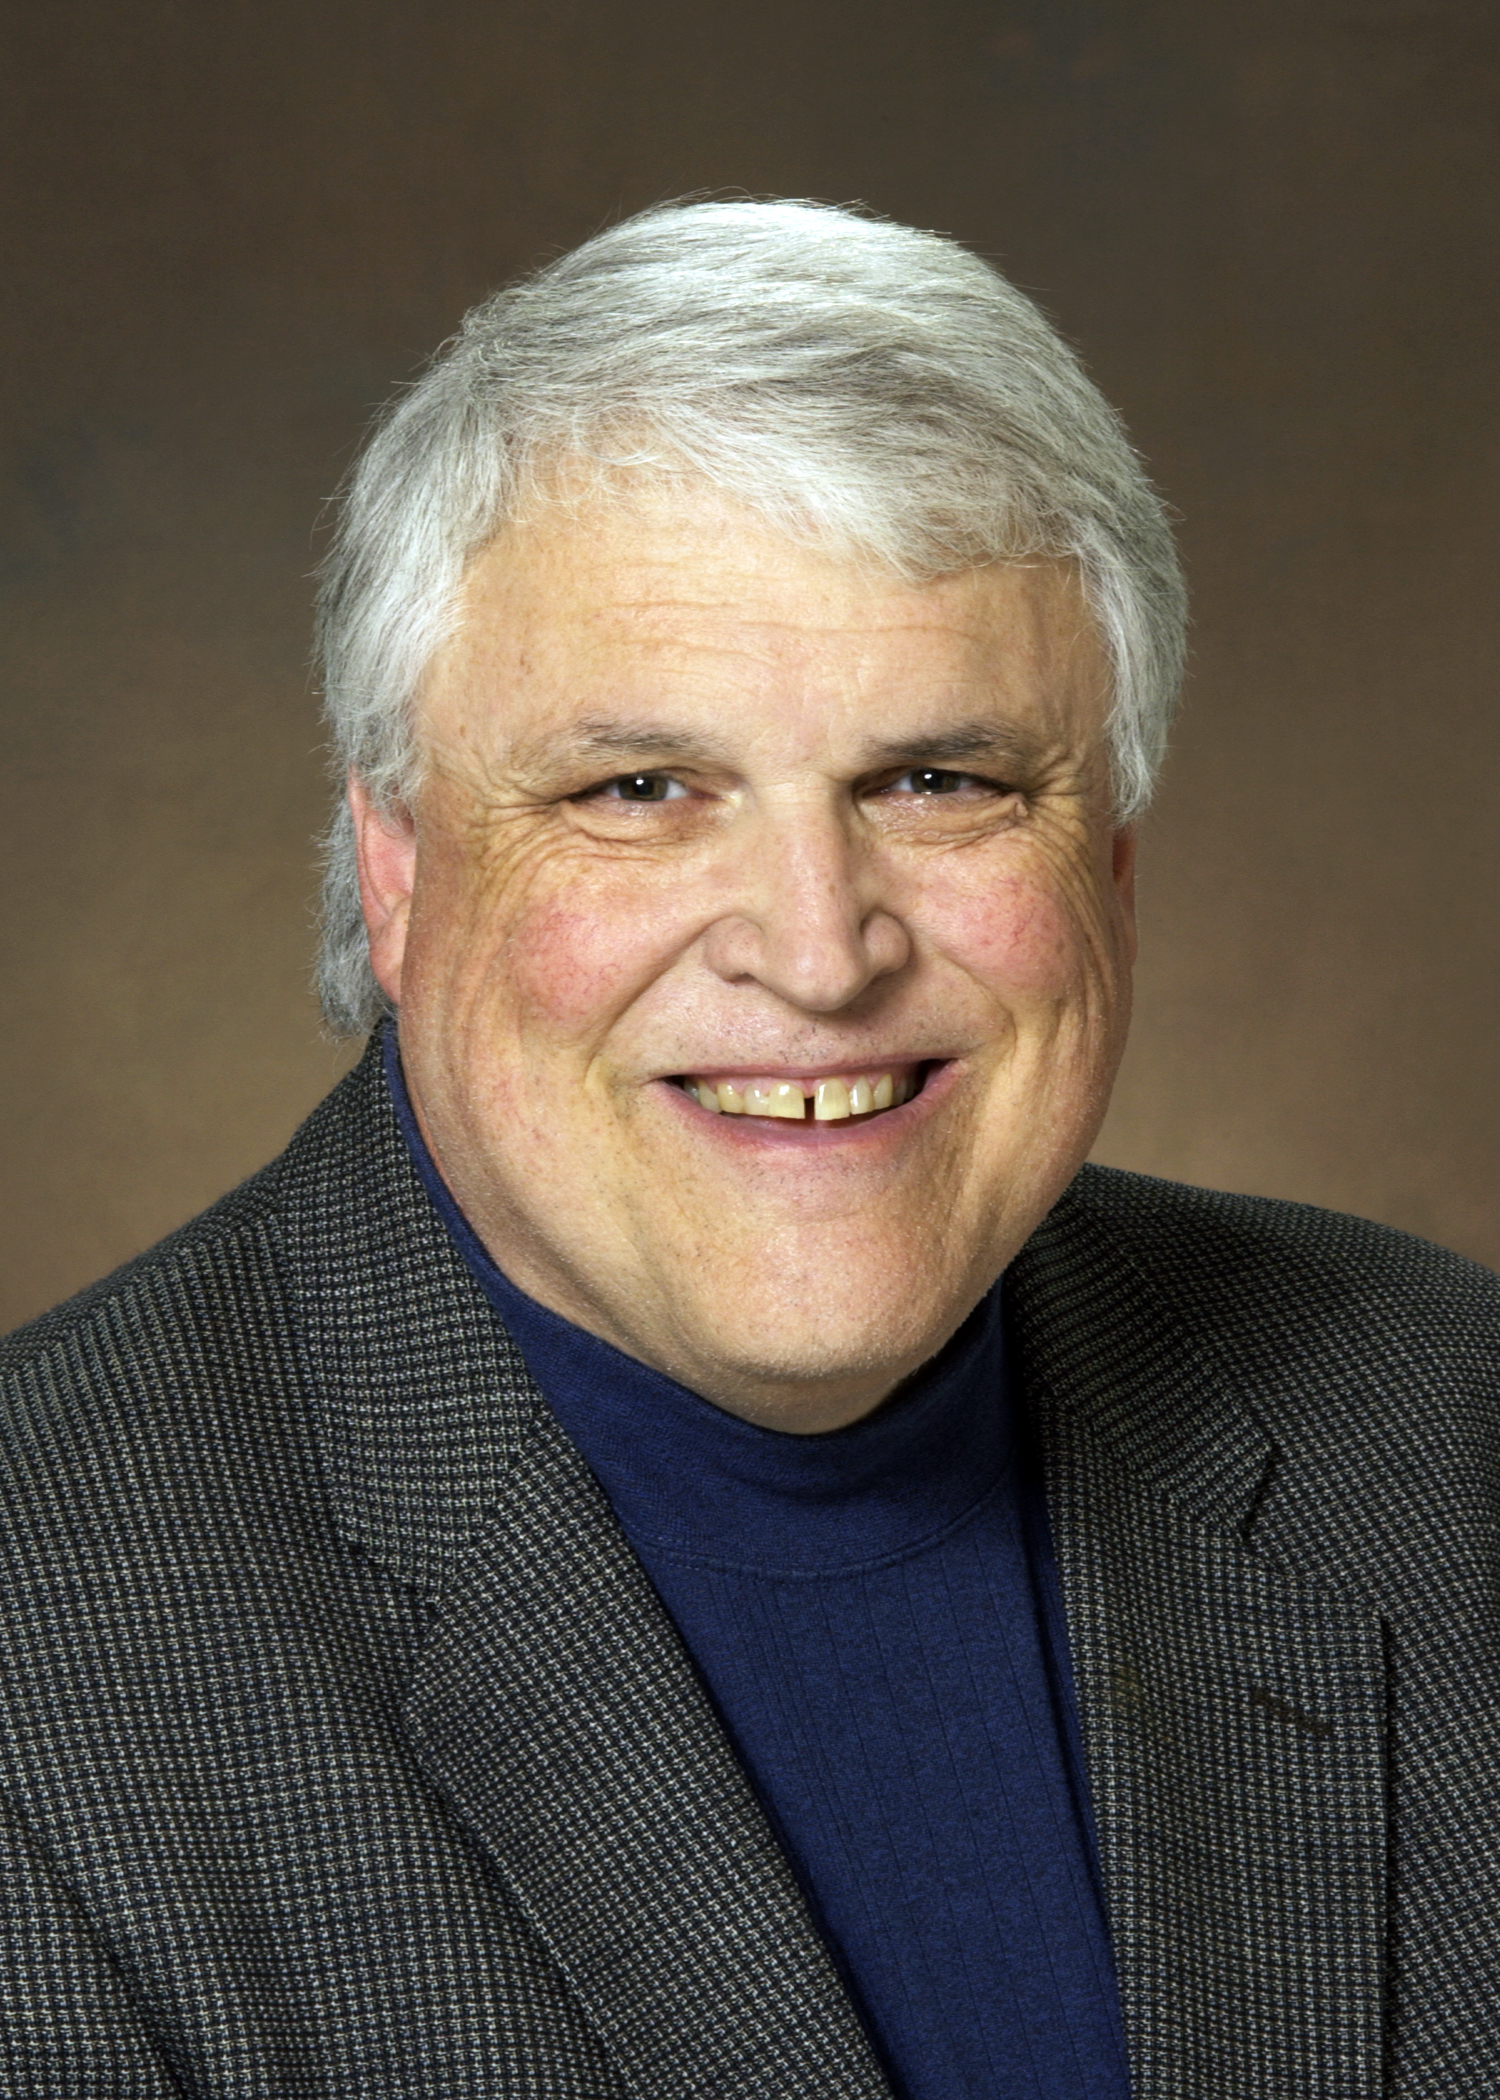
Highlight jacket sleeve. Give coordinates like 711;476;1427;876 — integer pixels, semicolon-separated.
0;1791;185;2096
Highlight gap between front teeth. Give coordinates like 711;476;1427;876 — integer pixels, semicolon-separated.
685;1072;915;1120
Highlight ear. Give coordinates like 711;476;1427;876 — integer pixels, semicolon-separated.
1112;826;1138;965
348;771;417;1007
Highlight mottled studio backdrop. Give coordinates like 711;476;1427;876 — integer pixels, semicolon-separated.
3;0;1497;1328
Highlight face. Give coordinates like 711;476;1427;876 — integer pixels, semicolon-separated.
353;482;1136;1431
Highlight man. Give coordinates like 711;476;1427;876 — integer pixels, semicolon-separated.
1;201;1496;2097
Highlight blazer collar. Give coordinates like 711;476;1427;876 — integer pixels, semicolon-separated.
272;1031;541;1596
1006;1170;1277;1537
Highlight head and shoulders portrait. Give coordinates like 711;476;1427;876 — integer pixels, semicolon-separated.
2;80;1498;2095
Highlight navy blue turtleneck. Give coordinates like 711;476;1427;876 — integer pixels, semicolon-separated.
386;1035;1128;2098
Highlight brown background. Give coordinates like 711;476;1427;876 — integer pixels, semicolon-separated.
3;0;1497;1332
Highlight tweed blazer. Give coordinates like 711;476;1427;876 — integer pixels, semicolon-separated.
1;1036;1498;2096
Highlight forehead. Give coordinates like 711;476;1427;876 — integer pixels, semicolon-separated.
421;483;1108;754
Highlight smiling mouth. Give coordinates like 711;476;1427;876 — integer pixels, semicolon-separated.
674;1065;929;1123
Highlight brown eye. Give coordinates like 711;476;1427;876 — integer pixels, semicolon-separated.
892;768;974;795
601;773;685;802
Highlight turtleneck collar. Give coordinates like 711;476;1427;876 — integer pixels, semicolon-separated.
384;1025;1014;1576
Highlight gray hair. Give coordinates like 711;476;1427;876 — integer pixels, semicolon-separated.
316;197;1186;1035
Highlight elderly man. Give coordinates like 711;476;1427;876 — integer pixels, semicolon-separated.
2;202;1496;2098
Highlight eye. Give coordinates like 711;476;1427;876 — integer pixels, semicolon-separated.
593;772;690;802
889;768;995;796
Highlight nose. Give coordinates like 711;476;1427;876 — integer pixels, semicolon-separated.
699;800;911;1013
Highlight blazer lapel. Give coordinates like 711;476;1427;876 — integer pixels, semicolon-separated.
1010;1183;1388;2099
402;1399;892;2100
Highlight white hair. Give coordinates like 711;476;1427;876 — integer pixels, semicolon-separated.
316;198;1186;1035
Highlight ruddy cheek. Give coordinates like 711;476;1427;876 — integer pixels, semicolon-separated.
942;879;1084;996
502;894;680;1032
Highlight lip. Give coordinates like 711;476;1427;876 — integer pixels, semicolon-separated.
653;1057;959;1147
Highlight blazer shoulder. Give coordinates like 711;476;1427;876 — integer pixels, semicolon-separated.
0;1050;389;1470
1065;1160;1500;1392
0;1165;283;1388
1071;1160;1497;1288
0;1182;306;1584
0;1045;386;1400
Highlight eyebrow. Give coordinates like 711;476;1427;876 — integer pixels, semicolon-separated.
849;720;1046;771
538;713;1049;776
563;718;738;763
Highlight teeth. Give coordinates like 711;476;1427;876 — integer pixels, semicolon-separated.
813;1078;850;1122
685;1068;923;1123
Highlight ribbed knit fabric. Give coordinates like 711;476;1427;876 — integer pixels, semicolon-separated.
388;1037;1128;2099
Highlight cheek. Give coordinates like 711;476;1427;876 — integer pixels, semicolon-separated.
502;895;673;1034
405;820;693;1044
935;873;1094;999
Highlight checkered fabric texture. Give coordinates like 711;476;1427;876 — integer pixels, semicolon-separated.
1;1032;1497;2095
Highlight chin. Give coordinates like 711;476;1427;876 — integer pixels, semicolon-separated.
670;1287;966;1403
